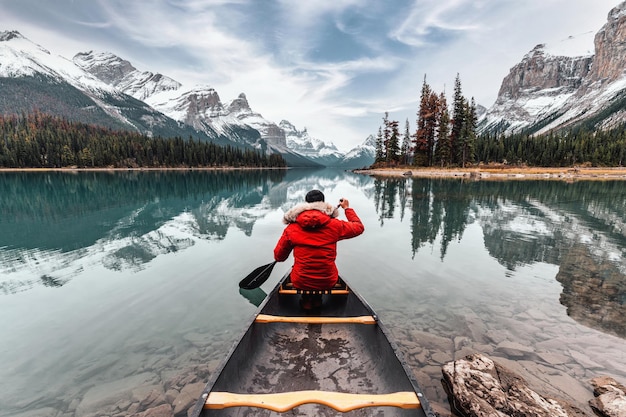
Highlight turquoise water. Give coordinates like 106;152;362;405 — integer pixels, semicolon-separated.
1;169;625;416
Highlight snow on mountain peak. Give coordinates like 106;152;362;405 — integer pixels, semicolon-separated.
541;31;596;58
281;120;340;155
1;30;28;43
1;30;375;167
73;50;181;101
609;0;626;21
73;51;136;83
0;30;116;94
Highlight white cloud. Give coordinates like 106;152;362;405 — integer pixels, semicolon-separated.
0;0;621;151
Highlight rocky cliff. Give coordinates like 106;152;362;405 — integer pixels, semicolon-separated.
588;4;626;85
498;46;591;100
480;1;626;135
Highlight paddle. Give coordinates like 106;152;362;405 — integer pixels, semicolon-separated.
239;261;277;290
238;287;268;307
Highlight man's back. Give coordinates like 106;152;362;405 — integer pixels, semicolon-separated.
274;192;364;290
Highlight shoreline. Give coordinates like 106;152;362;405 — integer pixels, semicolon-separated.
354;166;626;180
3;166;626;180
0;166;287;172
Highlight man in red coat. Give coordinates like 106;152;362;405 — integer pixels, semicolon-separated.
274;189;364;307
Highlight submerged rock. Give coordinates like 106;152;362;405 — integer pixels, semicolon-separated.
442;353;588;417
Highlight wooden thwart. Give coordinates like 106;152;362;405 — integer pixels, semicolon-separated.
255;314;377;324
278;288;350;295
205;390;421;412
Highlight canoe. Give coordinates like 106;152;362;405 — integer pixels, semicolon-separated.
189;271;436;417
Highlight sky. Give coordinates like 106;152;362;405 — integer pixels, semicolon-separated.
0;0;621;152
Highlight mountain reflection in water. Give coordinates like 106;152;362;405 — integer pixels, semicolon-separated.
372;176;626;338
0;170;626;337
0;169;286;293
2;169;626;417
2;170;625;340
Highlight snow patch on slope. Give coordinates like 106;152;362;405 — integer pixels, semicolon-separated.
0;31;117;95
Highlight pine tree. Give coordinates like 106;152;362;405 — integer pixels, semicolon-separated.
401;119;412;165
434;92;451;167
382;112;391;163
458;98;477;167
386;119;401;164
450;73;465;166
375;127;385;163
413;76;439;166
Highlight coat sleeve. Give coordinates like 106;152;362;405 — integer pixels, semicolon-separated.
274;227;294;262
337;208;365;240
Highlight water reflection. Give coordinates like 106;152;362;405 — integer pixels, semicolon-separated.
0;169;359;294
556;243;626;338
3;171;625;339
1;170;287;293
3;169;626;417
372;176;626;338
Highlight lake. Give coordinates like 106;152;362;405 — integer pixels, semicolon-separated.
1;169;625;417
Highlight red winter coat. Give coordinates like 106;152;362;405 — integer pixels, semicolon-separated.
274;201;364;290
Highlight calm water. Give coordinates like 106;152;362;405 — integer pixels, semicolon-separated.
1;169;625;416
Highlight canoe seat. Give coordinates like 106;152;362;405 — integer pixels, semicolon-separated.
255;314;377;324
279;278;350;295
205;390;421;412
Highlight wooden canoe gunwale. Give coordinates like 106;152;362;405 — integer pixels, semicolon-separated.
189;271;436;417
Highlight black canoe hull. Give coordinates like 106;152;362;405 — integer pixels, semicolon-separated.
190;273;436;417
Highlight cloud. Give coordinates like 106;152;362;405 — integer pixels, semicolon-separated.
392;0;484;47
0;0;621;151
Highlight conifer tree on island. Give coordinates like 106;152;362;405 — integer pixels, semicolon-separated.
372;72;480;169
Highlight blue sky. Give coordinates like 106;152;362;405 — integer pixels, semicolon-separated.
0;0;620;151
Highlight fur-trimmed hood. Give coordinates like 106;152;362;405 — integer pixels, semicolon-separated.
283;201;339;225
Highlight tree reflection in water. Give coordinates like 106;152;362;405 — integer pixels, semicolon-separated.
371;176;626;338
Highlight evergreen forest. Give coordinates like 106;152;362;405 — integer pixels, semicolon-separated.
374;74;626;168
0;113;286;169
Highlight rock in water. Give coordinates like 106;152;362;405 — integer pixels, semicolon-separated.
441;353;588;417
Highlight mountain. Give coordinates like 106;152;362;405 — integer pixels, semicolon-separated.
280;120;345;166
281;120;375;168
338;134;376;168
72;51;376;168
0;31;222;144
73;51;321;166
0;30;366;167
480;1;626;135
72;51;182;100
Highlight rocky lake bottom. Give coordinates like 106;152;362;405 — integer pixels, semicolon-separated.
23;289;623;417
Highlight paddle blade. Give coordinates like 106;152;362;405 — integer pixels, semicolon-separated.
239;261;277;290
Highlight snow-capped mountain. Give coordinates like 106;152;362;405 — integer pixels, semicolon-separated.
0;30;222;143
280;120;345;166
73;50;322;166
72;51;182;100
339;134;376;168
73;50;375;167
0;31;116;95
480;1;626;135
0;30;371;167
